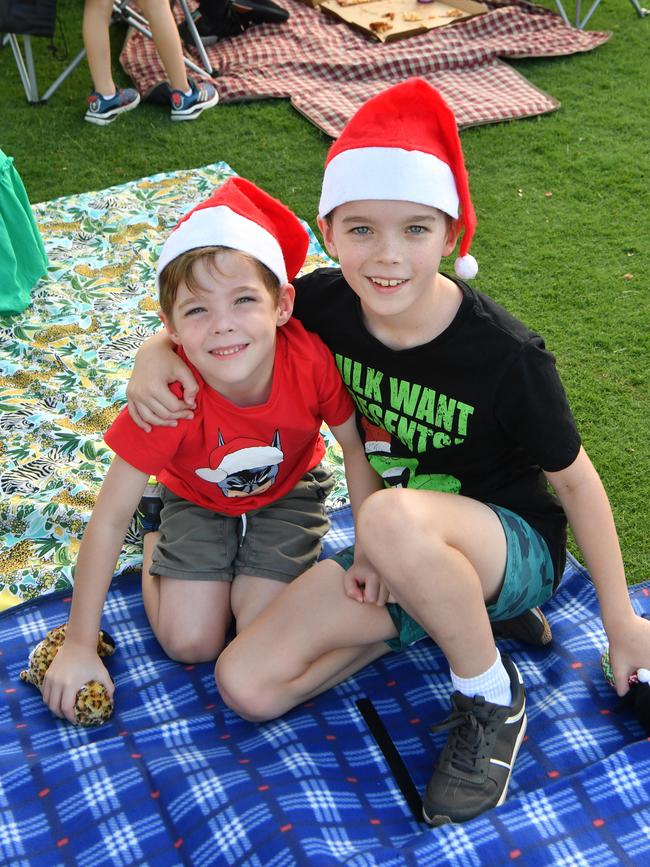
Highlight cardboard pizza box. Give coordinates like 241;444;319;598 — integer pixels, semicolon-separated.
319;0;488;42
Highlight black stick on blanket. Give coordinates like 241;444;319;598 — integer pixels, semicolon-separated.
356;697;424;823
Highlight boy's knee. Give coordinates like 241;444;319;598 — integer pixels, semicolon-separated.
215;653;278;722
158;627;224;665
357;487;419;545
359;487;399;525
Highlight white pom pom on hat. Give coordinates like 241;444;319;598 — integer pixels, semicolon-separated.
454;253;478;280
157;176;309;286
319;78;479;279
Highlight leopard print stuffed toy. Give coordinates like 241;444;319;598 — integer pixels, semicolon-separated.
20;623;116;726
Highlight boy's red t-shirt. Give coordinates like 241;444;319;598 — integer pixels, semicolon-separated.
105;318;353;516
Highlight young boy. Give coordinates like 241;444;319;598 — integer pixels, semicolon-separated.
123;80;650;826
83;0;218;124
42;177;374;725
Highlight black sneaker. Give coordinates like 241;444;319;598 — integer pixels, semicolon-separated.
422;654;526;826
491;607;552;647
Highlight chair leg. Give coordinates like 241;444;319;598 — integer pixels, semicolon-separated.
7;34;39;102
7;33;87;103
176;0;214;74
628;0;649;17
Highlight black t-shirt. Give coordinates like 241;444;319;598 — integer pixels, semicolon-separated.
293;267;582;585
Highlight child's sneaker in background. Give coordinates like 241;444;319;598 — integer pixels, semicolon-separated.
85;88;140;125
170;80;219;121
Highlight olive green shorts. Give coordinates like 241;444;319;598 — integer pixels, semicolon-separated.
330;504;555;652
150;463;334;583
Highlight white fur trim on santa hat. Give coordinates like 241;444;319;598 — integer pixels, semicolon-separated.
157;206;288;285
195;445;284;483
318;147;459;218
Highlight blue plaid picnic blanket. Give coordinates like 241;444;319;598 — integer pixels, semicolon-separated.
2;505;650;866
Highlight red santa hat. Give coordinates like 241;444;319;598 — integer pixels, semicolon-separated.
318;78;478;280
157;177;309;285
195;432;284;483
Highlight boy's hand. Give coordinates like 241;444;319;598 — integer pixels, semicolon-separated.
42;642;114;725
607;613;650;696
344;550;392;606
126;338;198;431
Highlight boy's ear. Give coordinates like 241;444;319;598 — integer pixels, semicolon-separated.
158;310;182;345
276;283;295;327
444;219;462;258
317;215;337;259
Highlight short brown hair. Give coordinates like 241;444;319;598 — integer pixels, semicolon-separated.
159;246;281;318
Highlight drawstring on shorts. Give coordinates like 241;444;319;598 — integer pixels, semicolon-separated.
238;513;248;547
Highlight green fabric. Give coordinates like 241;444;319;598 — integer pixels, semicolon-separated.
0;149;49;315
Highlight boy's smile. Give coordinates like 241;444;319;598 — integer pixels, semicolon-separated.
160;252;293;406
319;200;460;345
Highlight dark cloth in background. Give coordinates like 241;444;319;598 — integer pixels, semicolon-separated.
0;0;56;35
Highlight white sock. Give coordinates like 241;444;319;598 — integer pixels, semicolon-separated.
101;91;117;99
450;649;512;707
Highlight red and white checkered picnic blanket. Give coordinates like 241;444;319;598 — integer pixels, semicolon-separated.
120;0;609;135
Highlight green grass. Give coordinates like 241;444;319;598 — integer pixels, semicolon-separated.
2;0;648;582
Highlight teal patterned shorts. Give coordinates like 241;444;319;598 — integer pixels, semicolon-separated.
330;504;556;652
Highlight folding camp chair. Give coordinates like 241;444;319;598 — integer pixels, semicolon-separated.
554;0;648;29
3;32;87;103
4;0;214;104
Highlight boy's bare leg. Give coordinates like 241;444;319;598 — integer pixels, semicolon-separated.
82;0;116;96
216;559;396;720
230;574;289;634
142;532;231;663
358;488;507;679
216;487;508;722
138;0;190;92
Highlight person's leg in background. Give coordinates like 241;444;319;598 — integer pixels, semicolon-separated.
83;0;118;97
136;0;219;120
83;0;218;124
138;0;190;93
83;0;141;124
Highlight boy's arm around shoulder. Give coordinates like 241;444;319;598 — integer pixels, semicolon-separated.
545;446;649;695
127;329;198;431
42;456;149;722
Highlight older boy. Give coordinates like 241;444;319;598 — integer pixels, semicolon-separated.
42;178;374;724
124;80;650;826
